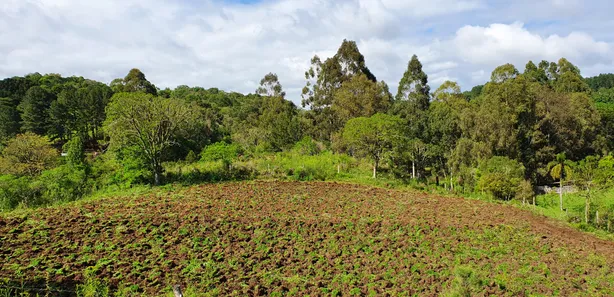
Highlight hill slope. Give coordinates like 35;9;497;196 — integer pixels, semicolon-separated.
1;181;614;296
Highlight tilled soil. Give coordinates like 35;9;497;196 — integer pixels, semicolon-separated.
1;181;614;296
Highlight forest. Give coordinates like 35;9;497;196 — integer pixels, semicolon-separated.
1;39;613;231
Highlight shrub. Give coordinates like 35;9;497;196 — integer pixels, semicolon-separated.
63;136;85;166
515;180;534;205
476;156;524;200
36;165;89;205
0;175;39;211
201;142;241;169
185;150;198;163
89;147;150;189
292;136;320;156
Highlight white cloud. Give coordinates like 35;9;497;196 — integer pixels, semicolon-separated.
0;0;613;103
453;22;610;67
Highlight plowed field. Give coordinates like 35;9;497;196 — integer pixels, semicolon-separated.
1;181;614;296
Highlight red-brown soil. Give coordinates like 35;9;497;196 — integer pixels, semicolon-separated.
1;181;613;296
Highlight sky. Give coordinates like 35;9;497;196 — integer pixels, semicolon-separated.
1;0;613;104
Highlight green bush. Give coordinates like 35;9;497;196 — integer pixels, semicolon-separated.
63;136;85;166
185;150;198;163
0;175;40;211
292;136;320;156
258;151;356;181
89;147;150;189
36;165;89;205
476;156;525;200
201;142;241;168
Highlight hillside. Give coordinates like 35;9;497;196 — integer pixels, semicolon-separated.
1;181;614;296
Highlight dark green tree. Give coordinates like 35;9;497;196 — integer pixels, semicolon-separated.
0;97;20;142
18;86;55;135
110;68;157;95
585;73;614;91
524;61;548;84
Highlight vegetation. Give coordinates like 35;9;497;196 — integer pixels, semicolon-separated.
2;182;614;296
1;38;614;294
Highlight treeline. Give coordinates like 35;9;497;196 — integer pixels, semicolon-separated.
1;39;614;212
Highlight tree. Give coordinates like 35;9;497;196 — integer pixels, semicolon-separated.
258;96;301;151
342;113;402;178
18;86;55;135
301;39;376;141
0;133;57;176
463;85;483;101
332;74;391;123
49;81;113;142
585;73;614;91
524;61;548;84
396;55;430;111
104;93;201;185
391;137;428;180
548;153;574;211
490;63;519;83
592;88;614;104
256;73;286;98
555;71;590;93
426;82;469;185
432;81;461;102
252;73;301;151
391;55;432;179
516;180;534;205
335;39;376;82
110;68;157;95
0;97;20;142
596;155;614;187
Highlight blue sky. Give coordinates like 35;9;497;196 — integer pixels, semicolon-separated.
1;0;612;103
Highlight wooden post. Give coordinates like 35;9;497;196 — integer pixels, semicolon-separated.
173;285;183;297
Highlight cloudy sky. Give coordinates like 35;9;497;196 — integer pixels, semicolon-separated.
1;0;612;103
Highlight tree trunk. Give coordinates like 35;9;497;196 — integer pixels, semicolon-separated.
412;161;416;179
585;186;590;224
372;159;378;179
153;158;162;186
435;175;439;187
559;179;563;212
154;170;160;186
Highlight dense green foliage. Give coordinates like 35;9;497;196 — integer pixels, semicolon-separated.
0;39;613;234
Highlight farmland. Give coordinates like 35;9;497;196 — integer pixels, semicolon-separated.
1;181;614;296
